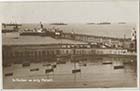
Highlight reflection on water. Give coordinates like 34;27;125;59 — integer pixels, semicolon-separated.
3;57;137;88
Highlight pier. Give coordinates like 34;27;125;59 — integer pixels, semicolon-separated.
2;27;137;89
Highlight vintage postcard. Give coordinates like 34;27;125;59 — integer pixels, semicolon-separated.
0;0;139;90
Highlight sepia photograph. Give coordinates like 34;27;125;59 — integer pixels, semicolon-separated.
0;0;139;89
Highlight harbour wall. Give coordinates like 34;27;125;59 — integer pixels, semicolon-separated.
3;44;136;64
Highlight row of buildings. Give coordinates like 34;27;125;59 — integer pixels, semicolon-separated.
3;44;136;64
61;32;136;51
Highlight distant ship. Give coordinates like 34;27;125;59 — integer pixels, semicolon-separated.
118;22;126;24
2;23;22;33
87;23;95;25
97;22;111;25
20;22;47;36
50;23;67;25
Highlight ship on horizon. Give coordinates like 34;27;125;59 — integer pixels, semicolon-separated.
20;22;63;39
2;23;22;33
87;23;95;25
97;22;111;25
50;23;67;25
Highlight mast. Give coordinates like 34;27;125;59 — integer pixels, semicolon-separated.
40;22;43;29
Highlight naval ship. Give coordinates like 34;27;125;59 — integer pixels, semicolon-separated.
20;22;63;38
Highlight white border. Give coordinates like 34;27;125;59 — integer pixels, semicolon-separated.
0;23;2;90
0;0;138;2
0;0;139;91
136;16;139;88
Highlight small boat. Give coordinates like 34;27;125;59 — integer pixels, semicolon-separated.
43;64;51;66
30;68;39;71
5;73;13;77
22;63;30;67
72;69;81;73
102;61;112;65
114;65;124;69
45;69;54;73
51;64;57;68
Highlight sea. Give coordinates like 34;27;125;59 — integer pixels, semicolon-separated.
20;23;136;38
3;56;137;88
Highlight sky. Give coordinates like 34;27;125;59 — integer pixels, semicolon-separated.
0;0;139;23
